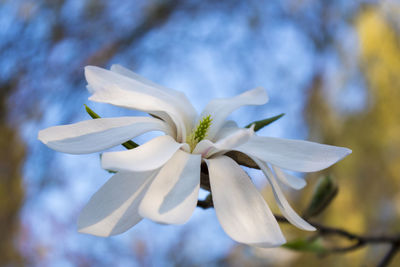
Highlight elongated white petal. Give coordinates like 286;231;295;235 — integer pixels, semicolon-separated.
193;127;254;158
111;64;196;112
150;111;177;139
200;87;268;140
38;117;169;154
111;64;172;91
214;120;240;140
102;135;184;172
206;156;286;247
138;150;201;224
251;157;315;231
85;66;193;142
110;64;198;135
213;125;254;152
235;135;352;172
77;171;156;236
272;165;306;190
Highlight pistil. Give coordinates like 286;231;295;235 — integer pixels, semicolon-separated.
187;115;212;152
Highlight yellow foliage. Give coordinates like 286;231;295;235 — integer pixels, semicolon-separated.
295;6;400;266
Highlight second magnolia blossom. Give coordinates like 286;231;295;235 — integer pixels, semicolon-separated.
38;64;351;247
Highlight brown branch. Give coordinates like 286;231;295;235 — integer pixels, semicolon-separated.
85;0;182;67
196;197;400;266
377;244;400;267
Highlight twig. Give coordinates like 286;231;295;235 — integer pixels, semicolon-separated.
196;199;400;266
377;243;400;267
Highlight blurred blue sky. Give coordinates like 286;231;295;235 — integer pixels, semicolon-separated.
0;0;370;266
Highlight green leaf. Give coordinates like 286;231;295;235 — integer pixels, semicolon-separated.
245;113;285;131
84;104;101;119
303;175;338;218
84;104;139;149
283;238;327;254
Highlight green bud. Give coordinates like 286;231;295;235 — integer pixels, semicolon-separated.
303;175;338;218
245;113;285;132
283;238;326;254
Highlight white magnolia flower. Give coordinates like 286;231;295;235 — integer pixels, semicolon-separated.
38;64;351;247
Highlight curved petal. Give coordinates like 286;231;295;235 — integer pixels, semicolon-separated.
38;116;170;154
193;127;254;158
200;87;268;140
251;157;315;231
192;139;216;157
214;120;240;140
138;150;201;224
111;64;197;117
235;135;352;172
101;135;184;172
85;66;194;142
212;125;254;153
205;156;286;248
77;171;156;236
150;111;177;139
272;165;306;190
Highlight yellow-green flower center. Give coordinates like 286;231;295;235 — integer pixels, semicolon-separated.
187;115;212;152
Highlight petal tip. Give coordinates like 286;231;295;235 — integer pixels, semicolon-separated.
77;213;113;237
37;129;47;143
254;86;269;103
338;147;352;161
304;225;317;231
248;235;287;248
290;180;306;190
110;64;119;70
84;65;104;82
77;226;109;237
84;65;95;76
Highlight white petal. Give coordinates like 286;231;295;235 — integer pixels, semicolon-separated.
150;111;177;139
192;139;216;157
212;125;254;153
214;120;240;140
110;64;198;135
111;64;195;109
235;135;352;172
38;116;170;154
272;165;306;190
206;156;286;247
85;66;195;142
193;127;254;158
102;135;184;172
111;64;170;90
200;87;268;140
251;157;315;231
138;150;201;224
77;171;156;236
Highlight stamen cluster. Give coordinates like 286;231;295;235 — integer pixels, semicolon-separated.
188;115;212;152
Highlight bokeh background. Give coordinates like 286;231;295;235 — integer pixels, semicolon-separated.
1;0;400;266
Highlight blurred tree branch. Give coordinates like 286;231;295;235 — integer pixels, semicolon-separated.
197;195;400;267
85;0;182;67
0;80;26;266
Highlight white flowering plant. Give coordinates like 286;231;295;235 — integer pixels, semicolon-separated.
38;64;351;248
